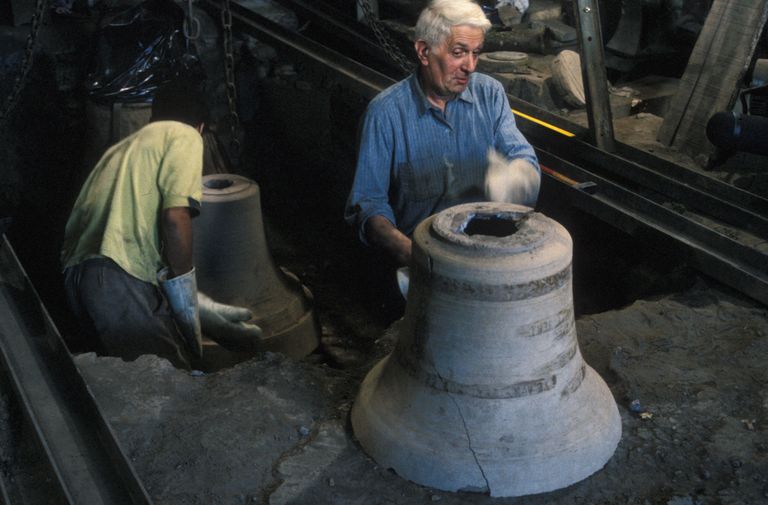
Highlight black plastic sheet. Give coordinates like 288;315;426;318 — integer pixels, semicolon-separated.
86;0;204;104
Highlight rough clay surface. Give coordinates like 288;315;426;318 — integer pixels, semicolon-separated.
72;280;768;505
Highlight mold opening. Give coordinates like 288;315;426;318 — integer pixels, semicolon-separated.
204;179;235;190
463;215;518;237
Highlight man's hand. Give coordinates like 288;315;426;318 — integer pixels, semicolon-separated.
365;215;412;267
198;292;263;352
484;149;540;207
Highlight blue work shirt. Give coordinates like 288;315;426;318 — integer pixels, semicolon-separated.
344;71;539;243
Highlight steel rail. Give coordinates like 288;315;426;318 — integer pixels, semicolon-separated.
514;111;768;240
507;97;768;223
536;153;768;306
214;0;768;304
0;234;153;504
516;115;768;303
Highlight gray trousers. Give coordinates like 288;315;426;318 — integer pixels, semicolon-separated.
64;257;190;369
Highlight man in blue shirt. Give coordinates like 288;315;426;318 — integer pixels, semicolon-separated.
345;0;540;268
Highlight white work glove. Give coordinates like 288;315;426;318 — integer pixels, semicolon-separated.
484;148;541;207
396;267;410;300
198;292;263;352
158;267;203;358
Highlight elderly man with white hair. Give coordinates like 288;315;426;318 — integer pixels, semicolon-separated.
345;0;540;270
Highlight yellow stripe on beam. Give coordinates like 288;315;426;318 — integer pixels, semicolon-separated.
512;109;576;137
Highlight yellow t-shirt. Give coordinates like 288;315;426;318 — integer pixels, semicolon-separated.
61;121;203;285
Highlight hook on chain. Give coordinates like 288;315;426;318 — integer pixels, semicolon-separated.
183;0;201;40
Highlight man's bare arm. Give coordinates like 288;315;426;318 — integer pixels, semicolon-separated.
161;207;194;277
365;215;412;266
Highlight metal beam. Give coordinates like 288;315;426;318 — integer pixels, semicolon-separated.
573;0;616;152
537;152;768;306
0;235;153;505
508;97;768;232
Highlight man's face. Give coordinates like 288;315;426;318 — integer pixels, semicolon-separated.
417;25;485;100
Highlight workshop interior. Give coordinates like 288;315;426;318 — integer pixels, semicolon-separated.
0;1;767;503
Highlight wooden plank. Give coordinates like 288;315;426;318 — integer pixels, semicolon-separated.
657;0;768;163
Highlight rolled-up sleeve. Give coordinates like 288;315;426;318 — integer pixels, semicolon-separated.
344;107;398;245
492;85;540;174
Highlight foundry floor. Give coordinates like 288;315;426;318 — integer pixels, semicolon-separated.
61;277;768;505
29;159;768;503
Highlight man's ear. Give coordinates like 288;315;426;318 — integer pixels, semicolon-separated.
415;40;430;65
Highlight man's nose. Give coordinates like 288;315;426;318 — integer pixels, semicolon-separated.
463;53;478;73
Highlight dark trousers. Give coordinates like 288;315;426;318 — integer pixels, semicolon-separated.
63;257;190;369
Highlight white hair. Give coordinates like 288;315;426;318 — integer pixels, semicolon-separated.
415;0;491;48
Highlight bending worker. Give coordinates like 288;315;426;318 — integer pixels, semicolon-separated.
61;82;260;369
345;0;540;268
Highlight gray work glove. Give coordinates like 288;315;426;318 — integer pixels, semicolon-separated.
198;293;263;352
484;148;541;207
158;267;203;358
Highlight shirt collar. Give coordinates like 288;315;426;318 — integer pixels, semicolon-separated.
410;72;475;116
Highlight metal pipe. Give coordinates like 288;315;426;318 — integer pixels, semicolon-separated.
572;0;616;152
706;111;768;156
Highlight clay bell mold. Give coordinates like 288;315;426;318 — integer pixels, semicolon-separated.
193;174;319;368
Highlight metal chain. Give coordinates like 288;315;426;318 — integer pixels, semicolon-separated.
221;0;241;160
0;0;48;129
356;0;415;74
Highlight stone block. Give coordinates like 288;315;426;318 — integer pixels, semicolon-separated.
527;0;562;22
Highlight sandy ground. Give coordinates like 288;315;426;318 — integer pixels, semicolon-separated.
70;277;768;505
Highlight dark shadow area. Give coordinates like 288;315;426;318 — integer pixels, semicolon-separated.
245;74;404;333
464;215;519;237
1;53;89;352
538;193;697;316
